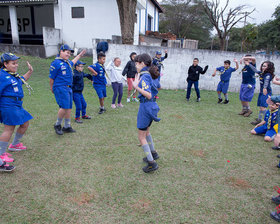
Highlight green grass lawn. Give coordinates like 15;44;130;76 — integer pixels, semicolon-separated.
0;55;279;223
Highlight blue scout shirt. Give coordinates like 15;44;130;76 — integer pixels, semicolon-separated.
138;67;158;100
259;73;272;93
152;54;167;73
72;69;92;93
89;63;107;85
242;63;256;85
264;109;278;130
49;58;74;88
216;66;236;82
0;69;25;106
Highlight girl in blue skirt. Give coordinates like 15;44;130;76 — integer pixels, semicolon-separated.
0;53;33;172
132;53;161;173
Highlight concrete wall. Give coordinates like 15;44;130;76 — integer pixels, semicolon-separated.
92;42;280;94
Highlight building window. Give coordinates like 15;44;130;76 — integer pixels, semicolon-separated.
147;15;152;31
72;7;84;18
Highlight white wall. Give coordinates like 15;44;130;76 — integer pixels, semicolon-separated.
94;42;280;94
56;0;121;48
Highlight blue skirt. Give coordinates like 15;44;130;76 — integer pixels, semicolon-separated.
0;105;33;126
137;102;160;129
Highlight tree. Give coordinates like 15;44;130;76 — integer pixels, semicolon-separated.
203;0;254;50
159;0;213;49
116;0;137;44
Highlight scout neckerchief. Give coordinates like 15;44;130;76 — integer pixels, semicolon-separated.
267;108;278;129
98;62;111;82
55;57;73;75
153;57;164;70
218;67;229;76
129;70;151;98
3;68;33;95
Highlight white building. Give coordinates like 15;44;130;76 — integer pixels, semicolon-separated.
0;0;163;56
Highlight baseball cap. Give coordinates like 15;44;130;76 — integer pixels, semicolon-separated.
1;53;20;63
156;51;162;55
60;44;74;53
268;96;280;105
74;60;86;67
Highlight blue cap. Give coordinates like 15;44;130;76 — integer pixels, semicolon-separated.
156;51;162;55
60;44;74;53
1;53;20;63
74;60;86;67
270;96;280;104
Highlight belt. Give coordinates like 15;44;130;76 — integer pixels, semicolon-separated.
140;98;156;103
2;96;23;101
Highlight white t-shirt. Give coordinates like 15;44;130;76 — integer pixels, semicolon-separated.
106;60;124;83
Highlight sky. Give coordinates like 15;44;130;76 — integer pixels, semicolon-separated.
158;0;279;25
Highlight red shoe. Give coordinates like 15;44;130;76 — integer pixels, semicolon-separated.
75;117;83;123
8;143;27;152
155;96;159;99
0;154;14;163
82;115;91;119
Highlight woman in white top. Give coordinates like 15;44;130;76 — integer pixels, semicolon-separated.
106;57;125;108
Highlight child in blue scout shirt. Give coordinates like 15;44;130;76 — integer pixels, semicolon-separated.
238;55;256;117
49;44;86;135
132;53;161;173
152;50;168;98
88;52;107;114
212;59;238;104
72;60;93;123
246;61;275;125
0;53;33;172
250;101;279;142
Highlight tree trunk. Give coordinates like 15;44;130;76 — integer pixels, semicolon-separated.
116;0;137;44
219;37;225;51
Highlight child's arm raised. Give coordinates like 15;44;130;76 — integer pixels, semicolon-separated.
23;61;33;81
72;49;86;65
233;59;239;70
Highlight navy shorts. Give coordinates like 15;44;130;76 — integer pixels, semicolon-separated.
257;93;271;107
217;81;230;94
137;102;160;130
53;86;73;109
239;83;255;102
254;125;276;139
93;84;107;99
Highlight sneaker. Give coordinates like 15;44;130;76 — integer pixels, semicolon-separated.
0;154;14;163
82;115;91;119
243;109;253;117
223;99;229;104
75;118;83;124
238;109;247;115
272;146;280;150
217;98;223;104
271;205;280;222
273;196;280;205
143;152;159;163
117;103;124;108
8;143;27;152
54;124;63;135
186;98;190;102
155;96;159;99
98;108;105;114
2;152;12;157
251;118;262;125
197;98;200;102
62;126;76;133
0;162;15;172
111;104;116;109
127;98;130;103
132;97;139;102
142;161;158;173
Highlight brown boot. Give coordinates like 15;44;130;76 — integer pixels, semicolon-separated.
238;109;247;115
243;109;253;117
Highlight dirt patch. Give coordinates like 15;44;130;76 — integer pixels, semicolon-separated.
190;150;205;158
69;192;96;206
131;199;151;213
171;114;184;119
226;177;252;189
